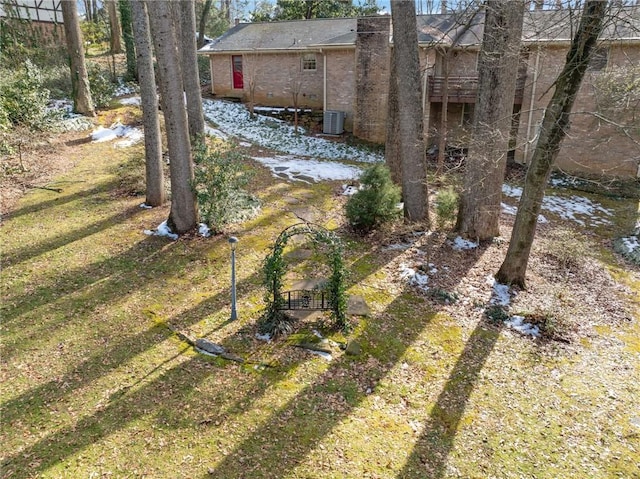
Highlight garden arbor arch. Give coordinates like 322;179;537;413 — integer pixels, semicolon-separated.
260;223;348;336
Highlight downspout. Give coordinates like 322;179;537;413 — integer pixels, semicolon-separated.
421;47;428;114
523;46;541;163
322;48;327;111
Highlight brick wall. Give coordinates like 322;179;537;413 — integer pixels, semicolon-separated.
209;52;324;110
516;44;639;179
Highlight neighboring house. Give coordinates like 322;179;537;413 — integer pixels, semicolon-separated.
0;0;64;45
199;6;640;179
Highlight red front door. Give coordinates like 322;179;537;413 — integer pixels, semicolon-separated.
232;55;243;89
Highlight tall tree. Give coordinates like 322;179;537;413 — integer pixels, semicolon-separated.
107;0;123;54
119;0;137;81
179;0;205;140
61;0;95;117
148;0;199;234
251;0;379;21
197;0;213;47
390;0;429;222
456;0;525;240
496;0;608;287
131;0;164;207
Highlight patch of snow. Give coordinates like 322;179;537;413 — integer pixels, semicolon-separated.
505;315;540;337
399;263;429;291
308;349;333;361
452;236;479;251
487;275;511;306
139;203;153;209
205;125;228;139
91;122;143;147
501;202;549;224
118;96;141;106
621;235;639;253
502;183;613;227
239;141;252;147
203;99;383;163
143;220;178;240
251;155;362;183
384;243;412;251
114;128;144;148
199;223;211;237
255;332;272;342
114;79;137;97
342;184;360;196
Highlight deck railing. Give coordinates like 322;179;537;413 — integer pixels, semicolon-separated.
428;75;526;104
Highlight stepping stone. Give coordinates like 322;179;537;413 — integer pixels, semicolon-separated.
347;295;371;317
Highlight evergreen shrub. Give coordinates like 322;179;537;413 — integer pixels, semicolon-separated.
345;164;401;233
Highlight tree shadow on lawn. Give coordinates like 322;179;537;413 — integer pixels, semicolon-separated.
1;264;264;427
203;242;497;478
397;322;501;479
2;203;146;268
1;312;321;476
1;236;204;358
1;233;408;476
2;181;120;223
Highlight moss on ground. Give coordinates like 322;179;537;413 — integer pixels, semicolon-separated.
1;121;639;479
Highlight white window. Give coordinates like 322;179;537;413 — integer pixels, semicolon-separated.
302;53;317;71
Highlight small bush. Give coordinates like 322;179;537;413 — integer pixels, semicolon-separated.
346;164;401;233
545;227;592;271
193;141;258;234
0;59;52;131
434;186;458;229
88;62;117;108
485;305;509;323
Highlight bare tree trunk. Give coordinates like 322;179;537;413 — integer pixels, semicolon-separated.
384;45;401;185
437;50;449;176
131;0;164;207
198;0;213;48
391;0;429;223
61;0;95;117
221;0;231;23
456;0;525;241
107;0;123;54
496;0;607;288
179;0;205;140
148;0;199;234
83;0;92;22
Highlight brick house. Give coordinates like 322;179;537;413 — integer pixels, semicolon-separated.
199;6;640;179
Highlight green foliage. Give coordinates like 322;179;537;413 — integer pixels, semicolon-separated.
193;141;257;234
0;59;52;131
251;0;379;21
427;288;459;304
81;19;110;46
198;56;211;85
87;63;117;108
484;305;508;323
118;0;137;81
259;223;349;337
434;186;458;229
346;164;401;233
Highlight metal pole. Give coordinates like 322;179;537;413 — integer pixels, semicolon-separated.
229;237;238;321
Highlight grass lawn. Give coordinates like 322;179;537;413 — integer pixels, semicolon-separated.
1;105;639;479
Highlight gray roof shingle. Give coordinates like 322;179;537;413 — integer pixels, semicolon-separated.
199;6;640;54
